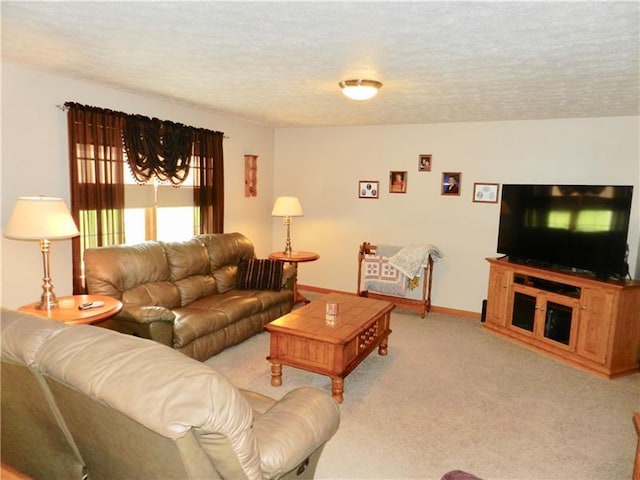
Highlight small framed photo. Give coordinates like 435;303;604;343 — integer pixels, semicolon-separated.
473;182;499;203
441;172;461;196
418;154;432;172
389;171;407;193
359;180;379;199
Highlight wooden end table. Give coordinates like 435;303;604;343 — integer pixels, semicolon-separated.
265;292;394;403
269;250;319;305
18;294;123;325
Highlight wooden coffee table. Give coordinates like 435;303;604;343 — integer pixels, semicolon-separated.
265;292;395;403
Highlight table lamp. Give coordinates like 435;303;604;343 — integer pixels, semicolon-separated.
271;196;303;255
4;196;80;310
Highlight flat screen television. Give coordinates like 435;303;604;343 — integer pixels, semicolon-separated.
497;184;634;279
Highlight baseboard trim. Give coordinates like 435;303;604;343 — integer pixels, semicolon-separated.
430;305;480;320
298;284;481;320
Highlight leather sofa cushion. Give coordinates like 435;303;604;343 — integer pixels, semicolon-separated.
196;233;254;294
172;291;293;350
212;264;239;294
174;275;217;306
189;292;261;321
84;242;170;299
172;308;231;348
173;292;280;348
196;233;255;271
122;281;181;309
243;289;293;311
163;239;211;281
164;239;217;305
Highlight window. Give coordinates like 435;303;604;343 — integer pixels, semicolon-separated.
123;166;195;244
67;102;224;294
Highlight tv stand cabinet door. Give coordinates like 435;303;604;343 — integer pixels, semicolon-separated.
486;264;511;327
576;288;614;365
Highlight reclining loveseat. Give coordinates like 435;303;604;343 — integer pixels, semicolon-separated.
1;308;340;480
84;232;294;360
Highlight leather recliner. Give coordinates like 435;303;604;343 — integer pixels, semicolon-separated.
1;308;340;480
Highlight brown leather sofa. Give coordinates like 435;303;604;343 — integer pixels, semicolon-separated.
1;308;340;480
84;232;294;360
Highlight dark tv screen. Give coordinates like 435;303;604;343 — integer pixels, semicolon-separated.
497;184;633;279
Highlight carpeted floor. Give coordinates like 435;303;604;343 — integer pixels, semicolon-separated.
205;301;639;480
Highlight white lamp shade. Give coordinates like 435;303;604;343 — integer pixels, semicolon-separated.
271;196;304;217
4;196;79;240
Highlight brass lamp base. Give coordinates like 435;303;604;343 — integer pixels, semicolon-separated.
37;238;59;310
282;216;294;256
38;289;59;310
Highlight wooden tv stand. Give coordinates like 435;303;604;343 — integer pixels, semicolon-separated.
484;257;640;379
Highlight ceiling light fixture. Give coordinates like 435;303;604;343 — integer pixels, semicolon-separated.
339;79;383;101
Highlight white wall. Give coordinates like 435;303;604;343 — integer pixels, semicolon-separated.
3;63;638;314
274;117;640;313
1;63;276;308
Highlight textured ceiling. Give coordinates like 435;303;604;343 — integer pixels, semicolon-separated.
1;1;638;127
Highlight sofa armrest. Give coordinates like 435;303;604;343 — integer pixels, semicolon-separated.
253;387;340;479
240;389;277;415
97;306;175;347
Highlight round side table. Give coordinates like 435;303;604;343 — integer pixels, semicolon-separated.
18;294;123;325
269;251;319;305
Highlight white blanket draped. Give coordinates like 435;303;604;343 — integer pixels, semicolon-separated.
388;244;443;279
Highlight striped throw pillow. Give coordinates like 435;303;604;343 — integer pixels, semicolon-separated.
237;259;284;291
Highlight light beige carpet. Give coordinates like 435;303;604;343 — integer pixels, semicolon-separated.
205;304;639;480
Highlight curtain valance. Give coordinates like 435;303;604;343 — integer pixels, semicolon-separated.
64;102;224;185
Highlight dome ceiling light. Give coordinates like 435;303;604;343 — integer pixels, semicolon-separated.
339;79;383;101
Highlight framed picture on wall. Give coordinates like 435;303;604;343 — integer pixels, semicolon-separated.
389;171;407;193
441;172;461;196
473;183;500;203
418;154;432;172
358;180;379;199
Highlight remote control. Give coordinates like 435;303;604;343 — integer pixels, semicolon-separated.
78;301;105;310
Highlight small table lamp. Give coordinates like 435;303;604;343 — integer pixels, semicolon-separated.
4;196;80;310
271;196;304;255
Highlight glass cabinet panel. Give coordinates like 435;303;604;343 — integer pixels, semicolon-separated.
543;302;572;345
511;292;536;332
